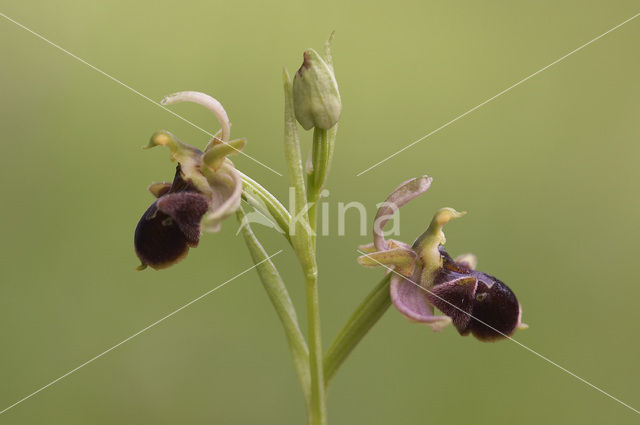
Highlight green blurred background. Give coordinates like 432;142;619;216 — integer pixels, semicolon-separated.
1;1;639;423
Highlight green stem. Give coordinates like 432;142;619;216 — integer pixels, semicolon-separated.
304;124;337;424
306;267;325;424
307;127;332;248
305;200;326;425
323;274;392;388
306;140;325;425
237;207;311;404
307;128;333;204
283;67;326;425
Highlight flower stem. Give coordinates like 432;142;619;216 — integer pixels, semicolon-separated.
237;207;311;405
283;67;327;425
323;274;392;388
305;258;326;425
308;128;332;201
306;156;325;425
304;125;337;425
305;197;327;425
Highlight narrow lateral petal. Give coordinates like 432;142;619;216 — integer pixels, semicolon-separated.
202;138;246;171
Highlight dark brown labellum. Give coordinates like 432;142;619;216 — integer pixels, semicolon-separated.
464;273;520;341
429;248;521;341
426;276;477;331
134;166;210;270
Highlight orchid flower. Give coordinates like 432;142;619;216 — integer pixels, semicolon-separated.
358;176;527;341
134;92;245;270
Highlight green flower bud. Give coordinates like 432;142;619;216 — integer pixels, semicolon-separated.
293;49;341;130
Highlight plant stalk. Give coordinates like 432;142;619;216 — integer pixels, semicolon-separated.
305;261;325;425
305;198;326;425
283;67;327;425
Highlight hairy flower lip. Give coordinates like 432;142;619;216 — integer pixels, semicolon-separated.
135;166;210;270
429;248;522;341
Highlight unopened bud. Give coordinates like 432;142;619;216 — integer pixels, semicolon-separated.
293;49;341;130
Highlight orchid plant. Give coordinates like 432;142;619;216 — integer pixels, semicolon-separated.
133;35;526;425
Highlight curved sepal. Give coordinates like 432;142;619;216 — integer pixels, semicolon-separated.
373;176;432;251
161;91;231;142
